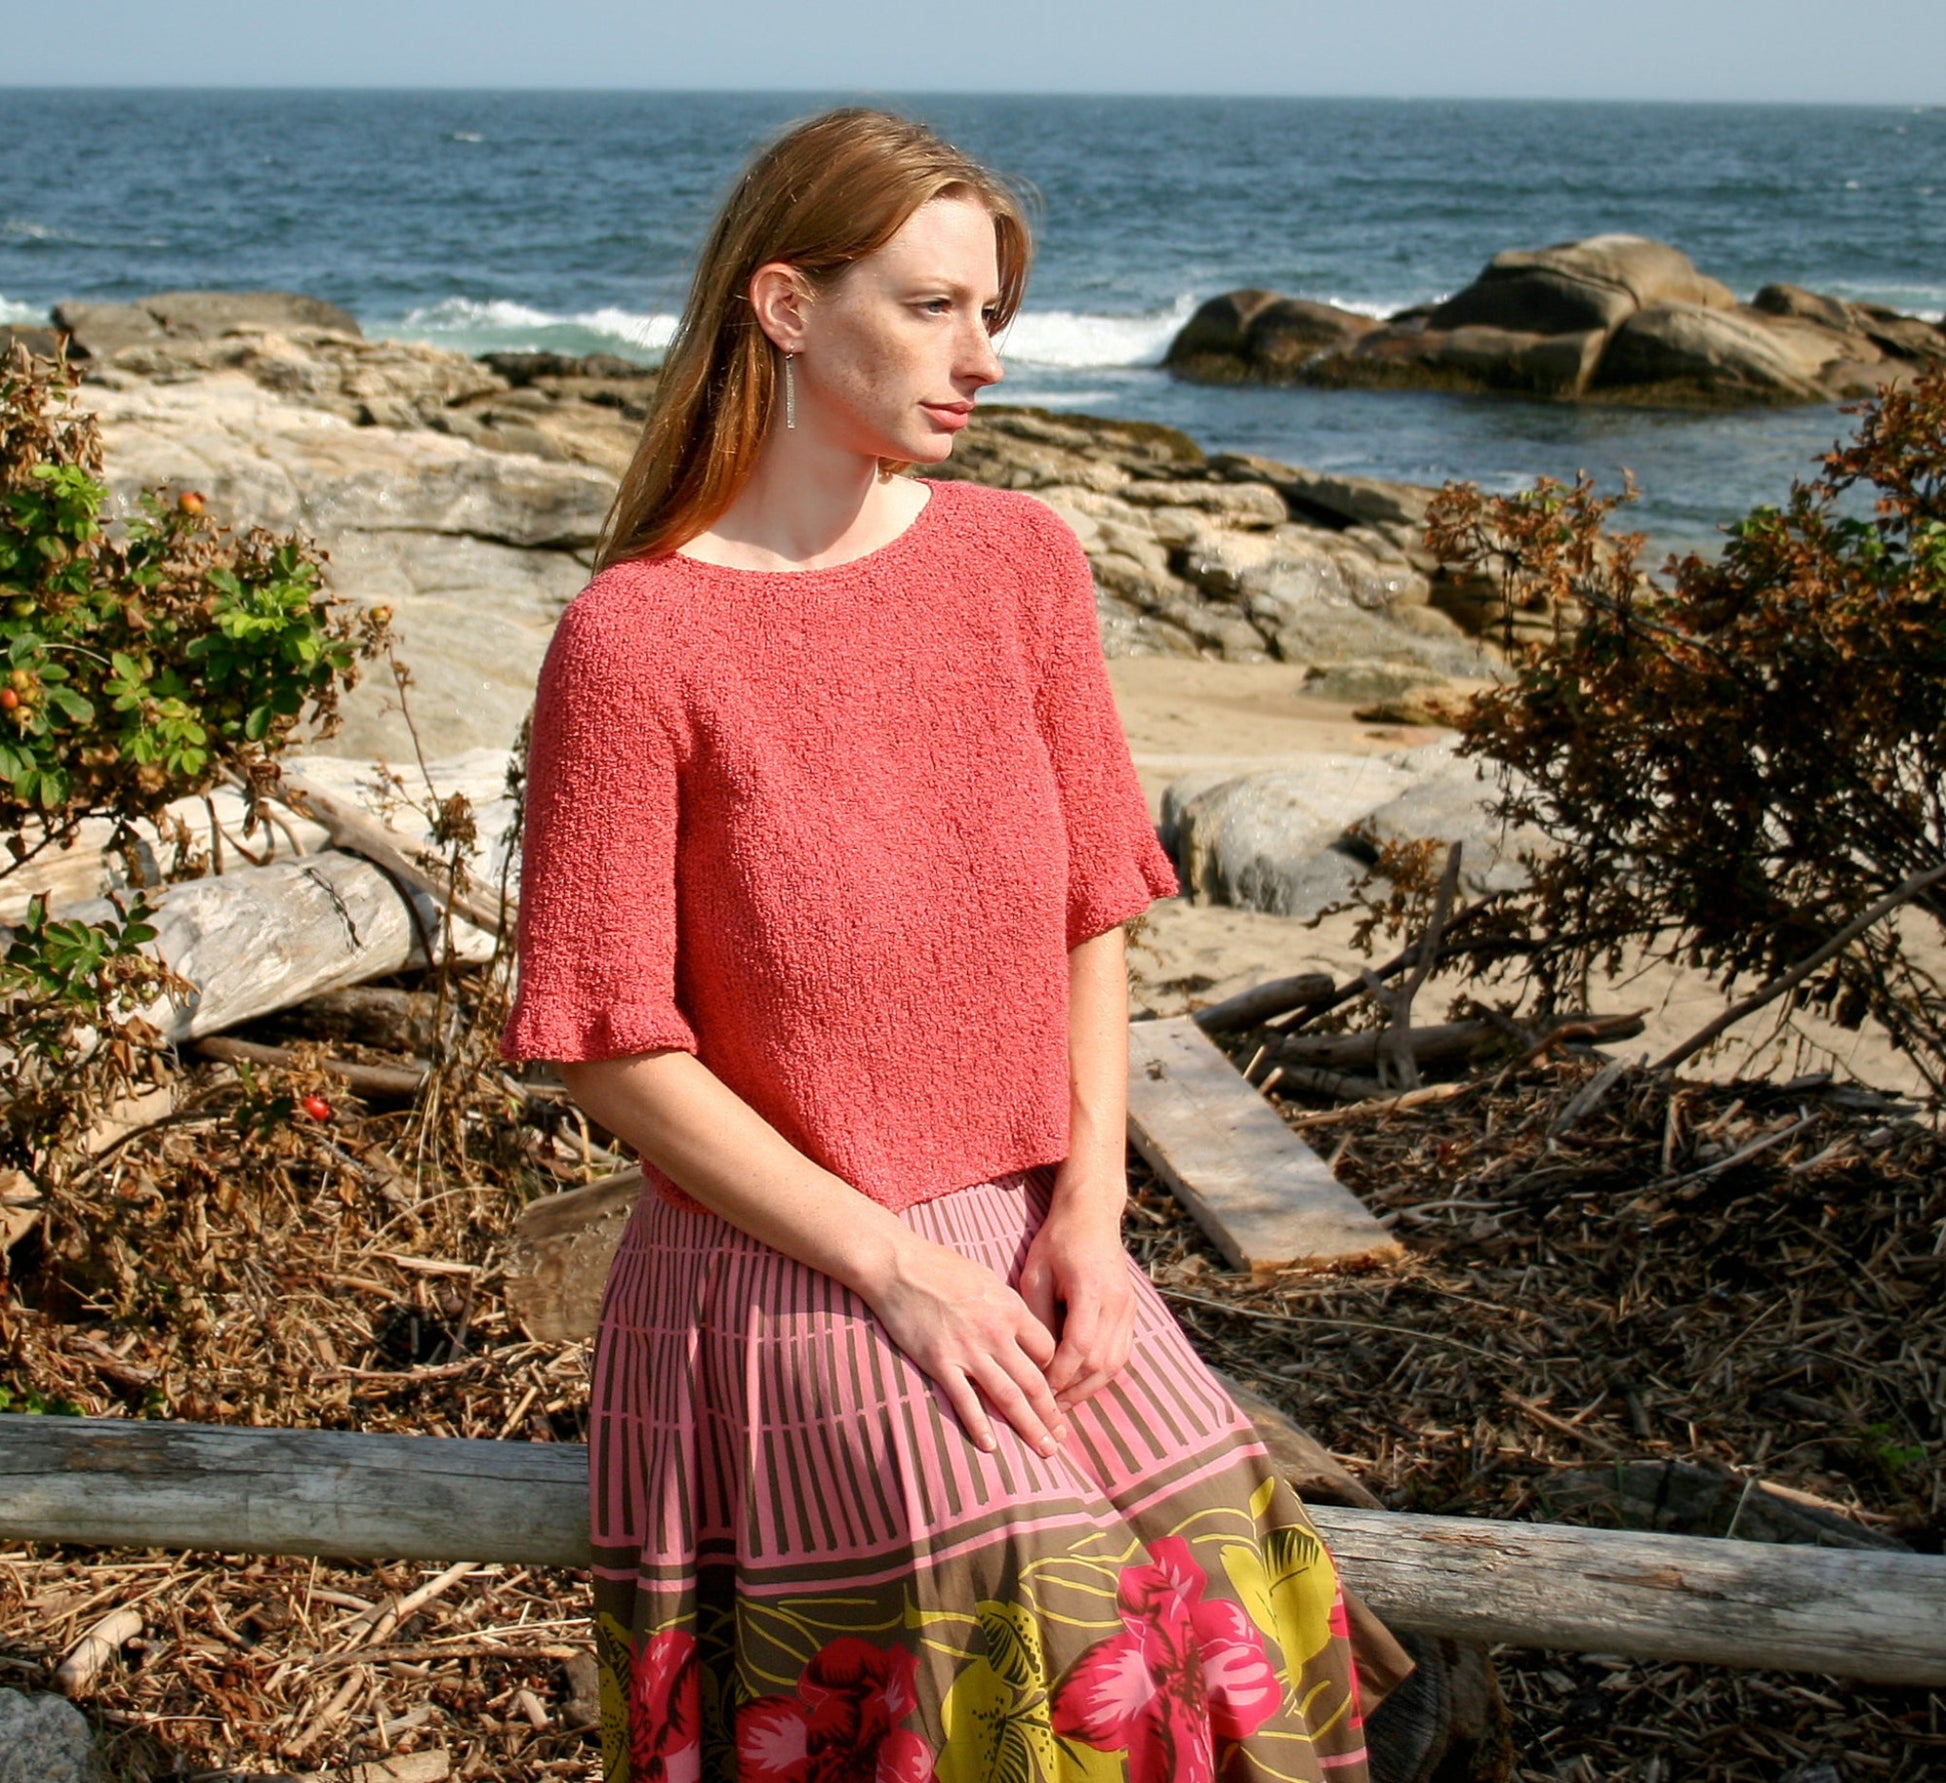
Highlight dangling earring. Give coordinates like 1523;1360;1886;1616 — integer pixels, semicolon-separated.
784;351;797;430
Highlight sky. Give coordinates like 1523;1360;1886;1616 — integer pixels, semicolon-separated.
1;0;1941;105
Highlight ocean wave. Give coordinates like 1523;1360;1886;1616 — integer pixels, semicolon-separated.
3;218;72;243
0;294;47;325
401;295;561;331
997;296;1197;369
579;307;680;353
3;216;168;249
397;295;680;354
396;291;1196;369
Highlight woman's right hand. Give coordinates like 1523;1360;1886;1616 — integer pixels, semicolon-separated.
862;1233;1070;1459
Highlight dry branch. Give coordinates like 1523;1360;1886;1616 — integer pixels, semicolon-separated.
1655;858;1946;1072
1276;1010;1645;1075
277;771;512;939
3;1416;1941;1684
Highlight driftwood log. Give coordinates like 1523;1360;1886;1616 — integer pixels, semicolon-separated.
11;752;519;1045
4;1416;1942;1685
1275;1010;1646;1075
54;852;494;1045
1192;972;1335;1035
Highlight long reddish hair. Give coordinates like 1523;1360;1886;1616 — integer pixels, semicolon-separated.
591;107;1036;572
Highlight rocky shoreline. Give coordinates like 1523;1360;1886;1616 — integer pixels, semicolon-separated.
1166;233;1946;406
2;290;1503;766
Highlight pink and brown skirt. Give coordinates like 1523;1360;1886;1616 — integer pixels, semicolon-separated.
588;1163;1412;1782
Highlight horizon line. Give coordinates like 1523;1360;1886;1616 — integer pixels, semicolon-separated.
1;84;1940;110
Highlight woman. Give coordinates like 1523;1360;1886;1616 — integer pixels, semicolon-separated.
501;106;1411;1783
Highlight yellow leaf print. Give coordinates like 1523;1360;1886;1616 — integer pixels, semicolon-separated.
940;1600;1125;1783
1221;1522;1338;1687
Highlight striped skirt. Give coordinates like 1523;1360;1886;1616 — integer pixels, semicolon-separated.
588;1163;1411;1783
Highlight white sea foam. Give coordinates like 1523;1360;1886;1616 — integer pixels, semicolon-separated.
2;218;69;242
0;294;45;325
580;307;679;353
402;295;560;331
997;295;1197;368
450;132;485;143
3;217;166;249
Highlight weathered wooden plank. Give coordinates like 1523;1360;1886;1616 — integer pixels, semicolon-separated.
1310;1507;1946;1685
1126;1013;1402;1274
0;1417;585;1568
4;1417;1941;1684
501;1169;643;1344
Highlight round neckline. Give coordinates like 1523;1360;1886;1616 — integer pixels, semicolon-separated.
670;478;945;579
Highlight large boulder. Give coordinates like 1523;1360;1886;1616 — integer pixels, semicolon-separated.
1163;290;1377;383
0;1688;101;1783
1165;246;1943;410
1211;454;1436;536
1428;235;1736;335
86;373;612;759
1339;745;1549;896
1590;302;1837;403
1304;322;1606;399
1167;759;1418;917
1751;283;1946;365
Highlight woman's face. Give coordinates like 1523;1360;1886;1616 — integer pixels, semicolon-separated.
785;194;1007;464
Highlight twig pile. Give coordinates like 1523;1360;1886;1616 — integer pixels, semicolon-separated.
4;949;1944;1778
1126;1046;1945;1780
0;966;609;1782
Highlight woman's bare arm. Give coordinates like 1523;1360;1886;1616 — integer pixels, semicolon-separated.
1016;923;1139;1412
1053;923;1133;1224
558;1051;1072;1458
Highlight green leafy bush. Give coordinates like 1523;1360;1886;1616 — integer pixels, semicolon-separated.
0;339;390;1195
0;339;390;856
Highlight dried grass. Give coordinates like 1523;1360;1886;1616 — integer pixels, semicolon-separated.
2;974;1943;1779
1129;1044;1946;1780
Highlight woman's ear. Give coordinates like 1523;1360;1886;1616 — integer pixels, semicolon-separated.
749;262;813;354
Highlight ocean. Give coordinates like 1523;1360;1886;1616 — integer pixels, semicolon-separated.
3;89;1942;556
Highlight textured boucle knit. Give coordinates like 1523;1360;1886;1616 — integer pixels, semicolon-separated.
500;475;1180;1214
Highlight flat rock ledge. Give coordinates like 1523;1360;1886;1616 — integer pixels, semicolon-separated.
3;291;1500;762
1167;234;1946;407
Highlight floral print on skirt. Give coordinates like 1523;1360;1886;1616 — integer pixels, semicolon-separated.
588;1164;1413;1782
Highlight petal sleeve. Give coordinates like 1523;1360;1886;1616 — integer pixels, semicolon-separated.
499;585;700;1064
1025;501;1181;950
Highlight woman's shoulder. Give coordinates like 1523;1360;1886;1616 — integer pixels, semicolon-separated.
540;555;699;698
925;476;1083;565
555;552;711;647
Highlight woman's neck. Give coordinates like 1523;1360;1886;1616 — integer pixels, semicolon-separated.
681;439;926;573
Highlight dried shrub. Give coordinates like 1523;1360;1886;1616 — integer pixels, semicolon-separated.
1424;367;1946;1094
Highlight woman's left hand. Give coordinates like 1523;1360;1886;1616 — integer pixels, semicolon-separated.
1016;1198;1136;1417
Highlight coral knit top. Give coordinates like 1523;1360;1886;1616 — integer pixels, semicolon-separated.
500;475;1180;1215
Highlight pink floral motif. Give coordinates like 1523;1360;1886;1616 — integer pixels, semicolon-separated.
1050;1535;1281;1783
629;1627;702;1783
737;1634;938;1783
